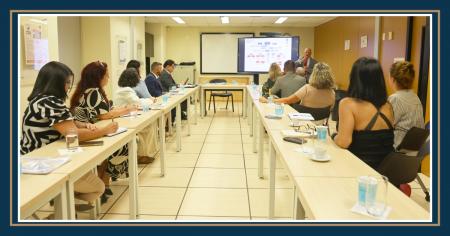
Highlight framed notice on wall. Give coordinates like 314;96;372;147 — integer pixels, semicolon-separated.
118;39;127;64
23;23;49;69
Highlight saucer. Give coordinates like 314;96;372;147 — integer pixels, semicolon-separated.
309;154;331;162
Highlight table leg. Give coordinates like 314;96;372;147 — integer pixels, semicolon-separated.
293;186;306;219
128;135;137;219
243;89;247;118
258;117;264;179
268;140;276;219
66;181;76;220
194;90;198;125
54;184;68;220
200;87;205;118
159;114;166;177
247;90;252;126
176;104;182;152
187;97;191;136
252;107;257;152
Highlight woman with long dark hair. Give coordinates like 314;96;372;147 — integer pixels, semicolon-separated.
332;57;394;169
21;61;118;207
70;61;134;203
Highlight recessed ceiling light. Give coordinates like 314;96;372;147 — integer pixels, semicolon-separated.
172;17;185;24
275;17;288;24
220;16;229;24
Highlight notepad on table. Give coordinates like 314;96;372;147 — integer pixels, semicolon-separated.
288;112;314;121
21;156;71;174
105;127;128;137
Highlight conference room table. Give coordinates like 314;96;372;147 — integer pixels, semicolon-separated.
200;83;247;118
245;85;430;221
158;86;199;154
20;173;68;220
20;129;138;220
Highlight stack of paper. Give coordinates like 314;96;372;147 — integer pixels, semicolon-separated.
105;127;128;137
21;156;71;174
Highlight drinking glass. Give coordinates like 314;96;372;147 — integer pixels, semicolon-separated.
366;175;389;217
162;93;169;104
65;128;79;151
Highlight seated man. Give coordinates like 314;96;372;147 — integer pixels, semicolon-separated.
160;59;188;121
145;62;164;97
271;60;307;98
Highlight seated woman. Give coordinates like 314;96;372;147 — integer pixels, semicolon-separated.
20;61;118;207
332;57;394;169
70;61;134;203
388;61;425;149
115;68;159;163
259;62;335;109
261;63;282;97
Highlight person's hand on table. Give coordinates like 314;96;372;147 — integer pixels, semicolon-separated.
104;122;119;134
259;97;268;103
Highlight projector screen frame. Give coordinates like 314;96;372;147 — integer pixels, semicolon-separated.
237;36;300;74
200;32;255;74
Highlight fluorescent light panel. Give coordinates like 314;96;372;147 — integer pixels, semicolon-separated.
221;16;229;24
275;17;288;24
172;17;185;24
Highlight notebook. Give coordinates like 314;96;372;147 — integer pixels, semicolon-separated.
105;127;128;137
21;156;71;174
288;112;314;121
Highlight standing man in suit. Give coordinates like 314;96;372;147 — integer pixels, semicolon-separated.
160;59;188;120
145;62;163;97
295;48;317;82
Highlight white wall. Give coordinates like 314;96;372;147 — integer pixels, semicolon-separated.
146;25;315;85
19;16;59;120
58;16;81;82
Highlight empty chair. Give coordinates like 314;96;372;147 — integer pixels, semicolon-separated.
208;79;234;113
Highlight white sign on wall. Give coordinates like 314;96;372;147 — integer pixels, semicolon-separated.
360;35;368;48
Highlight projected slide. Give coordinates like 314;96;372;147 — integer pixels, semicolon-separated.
238;37;299;73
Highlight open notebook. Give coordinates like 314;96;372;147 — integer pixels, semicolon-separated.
105;127;128;137
21;156;71;174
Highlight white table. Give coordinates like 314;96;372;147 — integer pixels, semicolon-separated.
200;84;247;118
21;129;138;220
20;173;68;220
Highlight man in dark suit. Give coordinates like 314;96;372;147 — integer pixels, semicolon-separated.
295;48;318;82
160;59;188;120
145;62;163;97
160;59;178;92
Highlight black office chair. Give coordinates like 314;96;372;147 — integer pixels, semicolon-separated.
290;103;332;125
377;132;430;200
208;79;234;113
396;127;430;153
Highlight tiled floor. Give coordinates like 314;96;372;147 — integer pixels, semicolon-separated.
32;101;430;221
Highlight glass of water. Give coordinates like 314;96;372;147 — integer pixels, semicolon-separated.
162;93;169;104
66;128;79;151
366;175;389;217
275;103;284;116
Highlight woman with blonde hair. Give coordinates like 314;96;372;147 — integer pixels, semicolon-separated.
261;62;282;97
260;62;335;109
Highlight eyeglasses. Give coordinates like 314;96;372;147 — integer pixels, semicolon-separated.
294;123;316;134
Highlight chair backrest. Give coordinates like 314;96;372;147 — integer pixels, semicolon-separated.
377;151;421;186
417;139;430;161
290;103;331;121
331;89;348;121
397;127;429;151
210;78;227;84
